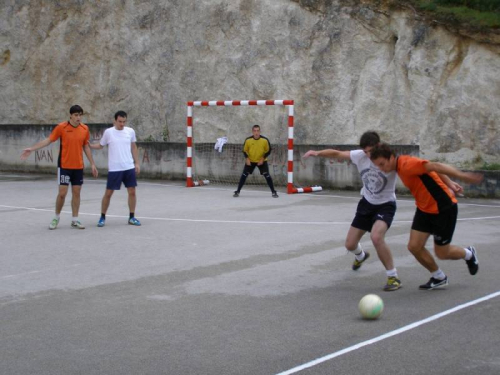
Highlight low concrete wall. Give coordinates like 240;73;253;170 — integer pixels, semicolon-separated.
1;124;498;197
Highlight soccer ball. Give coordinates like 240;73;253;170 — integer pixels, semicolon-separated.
358;294;384;320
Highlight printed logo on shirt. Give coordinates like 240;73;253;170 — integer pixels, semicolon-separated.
360;168;388;195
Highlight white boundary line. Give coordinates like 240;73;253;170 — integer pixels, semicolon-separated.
1;205;500;225
275;290;500;375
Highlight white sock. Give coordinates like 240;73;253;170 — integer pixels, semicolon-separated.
72;217;78;222
432;269;446;280
55;214;60;219
353;244;365;261
464;247;472;261
386;268;398;277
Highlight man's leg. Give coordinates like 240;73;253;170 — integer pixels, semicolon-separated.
407;229;438;272
71;185;81;218
101;189;114;215
127;187;136;214
234;165;253;196
345;226;370;270
55;185;69;215
370;220;394;271
434;244;466;260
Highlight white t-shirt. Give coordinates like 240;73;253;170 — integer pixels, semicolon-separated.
100;127;137;172
350;149;396;204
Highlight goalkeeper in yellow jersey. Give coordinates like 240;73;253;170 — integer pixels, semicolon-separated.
233;124;278;198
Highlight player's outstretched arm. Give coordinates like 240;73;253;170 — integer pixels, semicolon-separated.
426;162;483;184
88;142;104;150
20;138;52;160
303;149;351;160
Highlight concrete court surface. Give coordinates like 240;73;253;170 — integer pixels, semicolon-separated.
0;172;499;375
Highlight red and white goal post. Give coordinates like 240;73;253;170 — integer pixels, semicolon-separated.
186;99;322;194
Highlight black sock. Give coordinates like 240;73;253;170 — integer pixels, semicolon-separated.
236;173;248;192
130;212;134;219
100;214;106;220
263;173;275;193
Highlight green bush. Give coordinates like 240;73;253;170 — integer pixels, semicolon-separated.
434;0;500;12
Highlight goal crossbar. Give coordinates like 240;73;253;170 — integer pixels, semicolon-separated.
186;99;322;194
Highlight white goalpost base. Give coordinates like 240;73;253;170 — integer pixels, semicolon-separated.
186;99;322;194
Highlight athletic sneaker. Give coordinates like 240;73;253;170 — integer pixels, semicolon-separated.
352;251;370;271
128;217;141;226
97;217;106;227
272;191;279;198
49;217;60;230
465;246;479;275
233;191;240;197
419;276;449;290
383;276;402;291
71;220;85;229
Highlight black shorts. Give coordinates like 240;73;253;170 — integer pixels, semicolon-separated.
351;197;396;232
106;168;137;190
411;204;457;246
58;168;83;186
243;161;270;175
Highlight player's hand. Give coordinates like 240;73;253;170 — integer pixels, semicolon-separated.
245;158;251;166
135;163;141;175
257;159;264;166
91;164;98;178
20;148;32;160
303;150;318;158
449;181;463;195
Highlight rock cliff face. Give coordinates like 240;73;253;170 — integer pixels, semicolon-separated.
1;0;499;165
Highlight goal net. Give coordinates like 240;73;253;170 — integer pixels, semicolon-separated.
186;100;321;194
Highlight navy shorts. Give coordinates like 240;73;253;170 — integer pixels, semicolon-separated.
243;161;270;175
351;197;396;232
58;168;83;186
411;204;458;246
106;168;137;190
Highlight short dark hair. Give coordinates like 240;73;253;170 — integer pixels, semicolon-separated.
359;131;380;149
114;110;127;120
369;143;396;161
69;105;83;115
252;124;260;130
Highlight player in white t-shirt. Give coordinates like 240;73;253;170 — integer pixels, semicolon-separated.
90;111;141;227
303;131;401;291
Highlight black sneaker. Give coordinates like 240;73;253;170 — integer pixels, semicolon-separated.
272;191;279;198
419;276;449;290
465;246;479;275
233;191;240;197
352;251;370;271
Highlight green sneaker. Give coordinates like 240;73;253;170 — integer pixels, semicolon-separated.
352;251;370;271
49;217;60;230
71;220;85;229
384;276;402;291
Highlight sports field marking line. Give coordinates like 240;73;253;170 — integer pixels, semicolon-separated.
2;205;500;225
275;290;500;375
1;205;500;225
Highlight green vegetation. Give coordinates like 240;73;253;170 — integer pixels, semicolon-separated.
481;162;500;170
410;0;500;28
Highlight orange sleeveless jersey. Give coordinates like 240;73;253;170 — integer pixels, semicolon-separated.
49;121;90;169
397;155;457;214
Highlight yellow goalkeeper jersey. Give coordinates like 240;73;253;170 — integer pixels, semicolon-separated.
243;136;272;163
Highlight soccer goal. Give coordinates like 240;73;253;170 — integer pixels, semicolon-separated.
186;99;322;194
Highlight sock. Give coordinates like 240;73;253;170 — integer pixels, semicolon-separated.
236;173;248;192
72;217;78;222
352;244;365;261
464;247;472;260
130;212;134;219
263;172;276;193
386;268;398;278
432;269;446;280
100;214;106;220
55;214;60;219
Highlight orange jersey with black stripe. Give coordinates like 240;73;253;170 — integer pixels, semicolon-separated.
49;121;90;169
397;155;457;214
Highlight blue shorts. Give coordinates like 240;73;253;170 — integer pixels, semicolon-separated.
58;168;84;186
106;168;137;190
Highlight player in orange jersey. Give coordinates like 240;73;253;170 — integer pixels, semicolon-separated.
21;105;98;230
370;143;483;290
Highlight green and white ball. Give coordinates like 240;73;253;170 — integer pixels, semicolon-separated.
358;294;384;320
